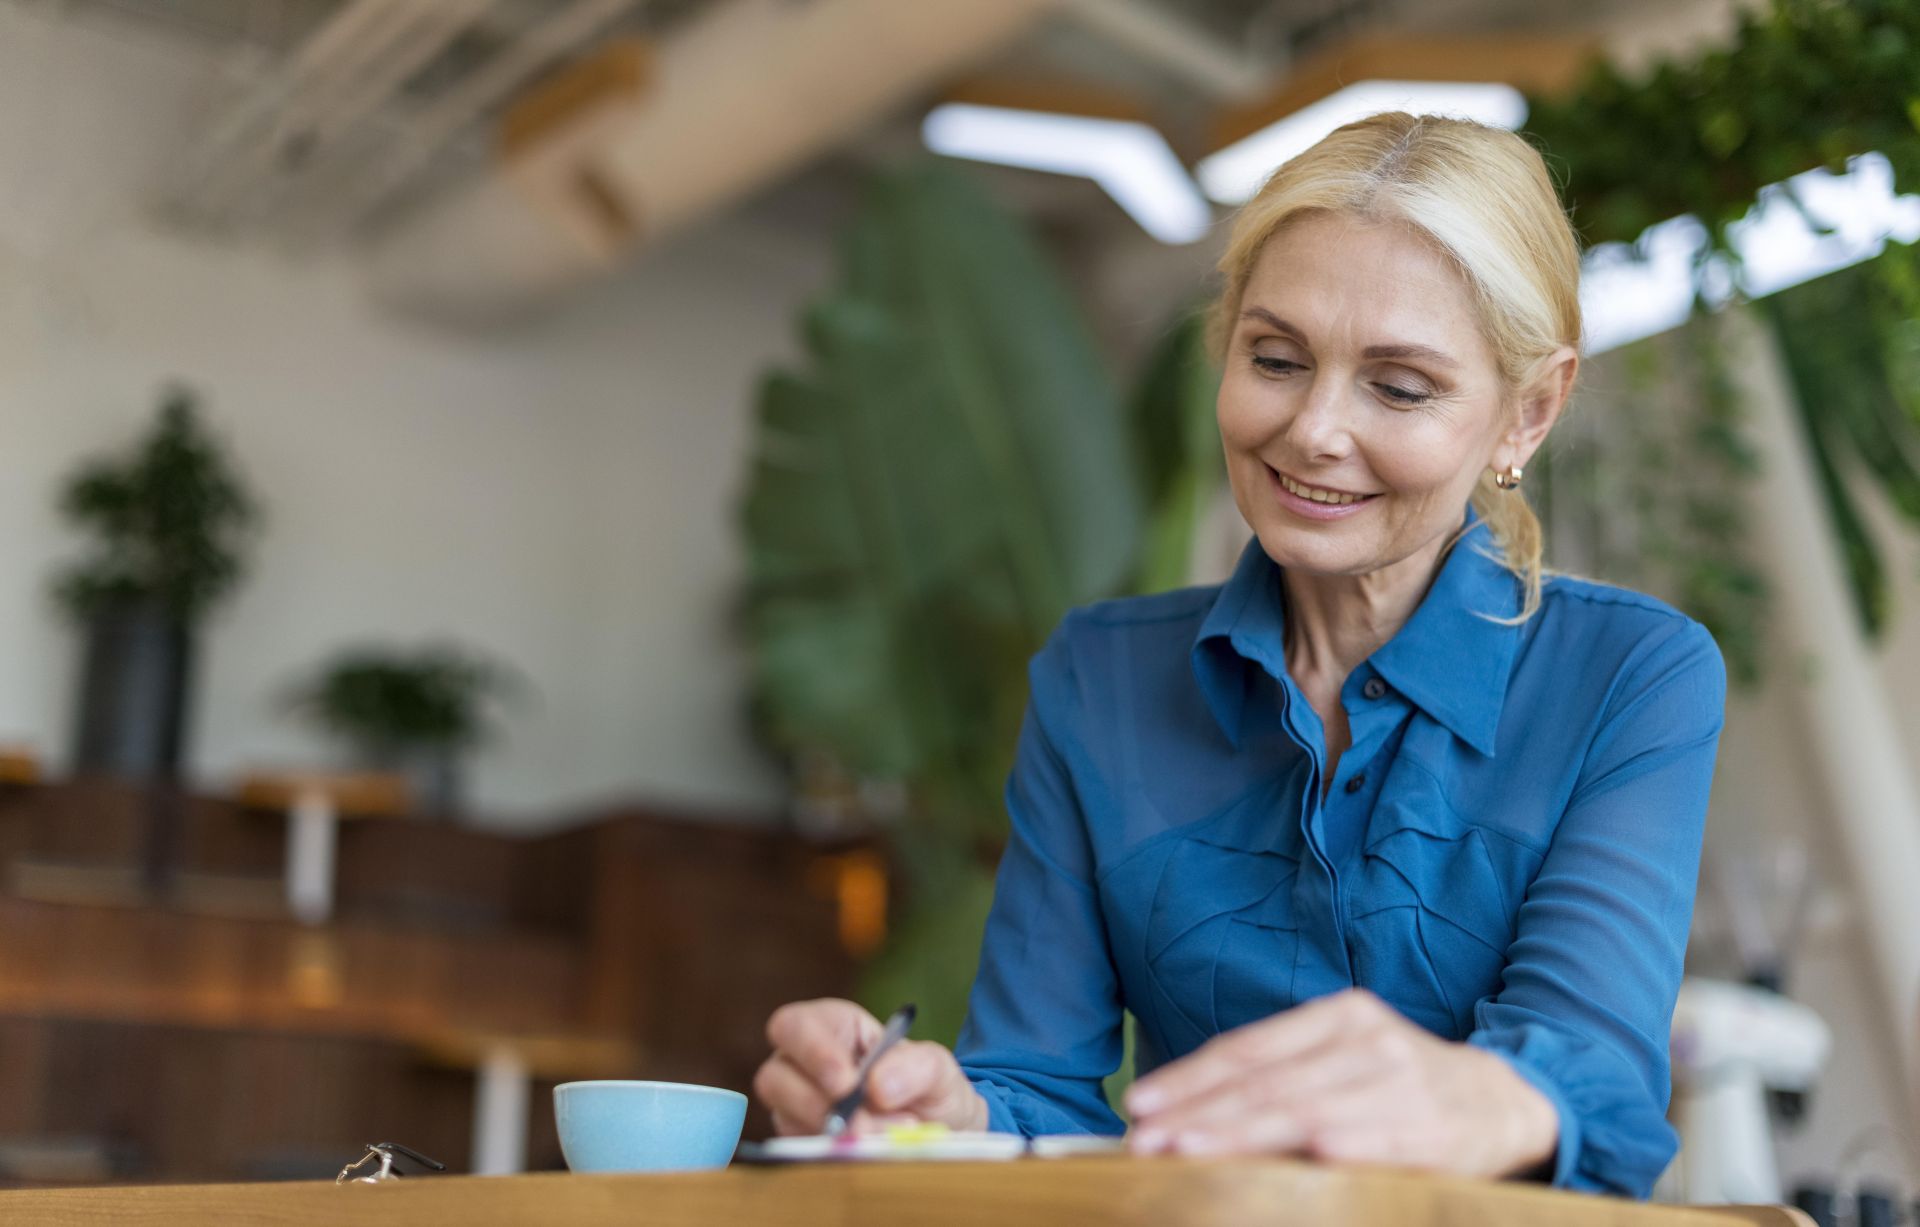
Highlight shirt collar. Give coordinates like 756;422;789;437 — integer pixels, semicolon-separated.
1191;503;1522;756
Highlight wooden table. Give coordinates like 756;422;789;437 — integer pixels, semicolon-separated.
0;1156;1813;1225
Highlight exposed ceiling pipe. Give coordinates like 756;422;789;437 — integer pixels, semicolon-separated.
1055;0;1277;103
363;0;1063;319
162;0;399;215
307;0;647;241
218;1;496;224
163;0;499;230
279;2;488;140
217;0;498;229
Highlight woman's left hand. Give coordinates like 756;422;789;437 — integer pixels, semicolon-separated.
1123;988;1559;1179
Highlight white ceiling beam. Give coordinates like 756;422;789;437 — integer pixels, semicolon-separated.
364;0;1064;318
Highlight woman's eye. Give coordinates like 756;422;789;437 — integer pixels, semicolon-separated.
1375;383;1431;405
1252;356;1301;375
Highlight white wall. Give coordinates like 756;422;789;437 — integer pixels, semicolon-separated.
0;8;822;823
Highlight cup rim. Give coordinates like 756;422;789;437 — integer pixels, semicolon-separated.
554;1079;747;1104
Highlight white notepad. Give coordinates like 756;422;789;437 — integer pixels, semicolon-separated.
1028;1134;1128;1158
741;1130;1028;1162
736;1127;1128;1164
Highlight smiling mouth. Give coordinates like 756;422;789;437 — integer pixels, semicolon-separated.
1270;467;1380;506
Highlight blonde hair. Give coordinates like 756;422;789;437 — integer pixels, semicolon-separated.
1211;111;1582;622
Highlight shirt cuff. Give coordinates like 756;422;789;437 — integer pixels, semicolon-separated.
972;1078;1023;1135
1471;1037;1582;1189
1466;1021;1678;1198
965;1072;1123;1139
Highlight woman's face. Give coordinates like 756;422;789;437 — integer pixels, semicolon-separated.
1218;210;1528;578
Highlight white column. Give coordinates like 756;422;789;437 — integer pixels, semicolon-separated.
286;788;338;925
1720;306;1920;1104
471;1044;531;1176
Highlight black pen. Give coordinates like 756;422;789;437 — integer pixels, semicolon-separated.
823;1003;916;1138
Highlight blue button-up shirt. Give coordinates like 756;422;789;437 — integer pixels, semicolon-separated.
954;504;1727;1198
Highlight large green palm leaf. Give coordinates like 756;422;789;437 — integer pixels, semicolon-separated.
1129;307;1226;594
739;161;1143;836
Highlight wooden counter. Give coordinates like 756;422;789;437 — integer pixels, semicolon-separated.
0;1156;1813;1226
0;783;870;1179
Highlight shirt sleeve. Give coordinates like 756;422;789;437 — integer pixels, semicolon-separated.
954;624;1128;1138
1467;618;1727;1198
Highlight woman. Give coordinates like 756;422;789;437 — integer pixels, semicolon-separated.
752;113;1725;1199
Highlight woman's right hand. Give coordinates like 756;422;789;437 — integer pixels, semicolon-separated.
753;998;990;1136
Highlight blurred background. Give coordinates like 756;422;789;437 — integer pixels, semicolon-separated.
0;0;1917;1213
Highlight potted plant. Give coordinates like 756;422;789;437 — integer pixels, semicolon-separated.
283;644;524;818
53;386;259;779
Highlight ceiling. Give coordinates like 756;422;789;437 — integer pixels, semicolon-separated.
35;0;716;58
2;0;1714;311
22;0;726;245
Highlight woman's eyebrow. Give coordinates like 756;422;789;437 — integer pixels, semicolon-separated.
1362;341;1459;370
1239;307;1458;370
1239;307;1305;342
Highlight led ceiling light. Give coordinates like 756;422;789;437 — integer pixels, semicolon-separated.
1196;80;1529;206
922;102;1212;245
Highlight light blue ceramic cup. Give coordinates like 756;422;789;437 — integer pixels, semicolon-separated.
553;1080;748;1173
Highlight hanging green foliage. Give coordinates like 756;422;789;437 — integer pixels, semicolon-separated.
1527;0;1920;252
1761;246;1920;637
1525;0;1920;658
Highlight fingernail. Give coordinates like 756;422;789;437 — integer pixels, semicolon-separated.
1175;1131;1217;1155
1127;1087;1163;1113
1131;1128;1166;1153
876;1076;903;1103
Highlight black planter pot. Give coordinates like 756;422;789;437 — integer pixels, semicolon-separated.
412;747;464;820
364;744;465;820
71;599;196;780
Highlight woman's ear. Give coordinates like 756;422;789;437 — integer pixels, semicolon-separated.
1503;346;1578;467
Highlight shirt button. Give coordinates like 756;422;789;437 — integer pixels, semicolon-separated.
1345;772;1367;794
1362;677;1388;700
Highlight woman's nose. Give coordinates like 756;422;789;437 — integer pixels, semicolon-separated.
1281;376;1354;461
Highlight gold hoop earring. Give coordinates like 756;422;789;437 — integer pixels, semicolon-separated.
1492;463;1524;491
